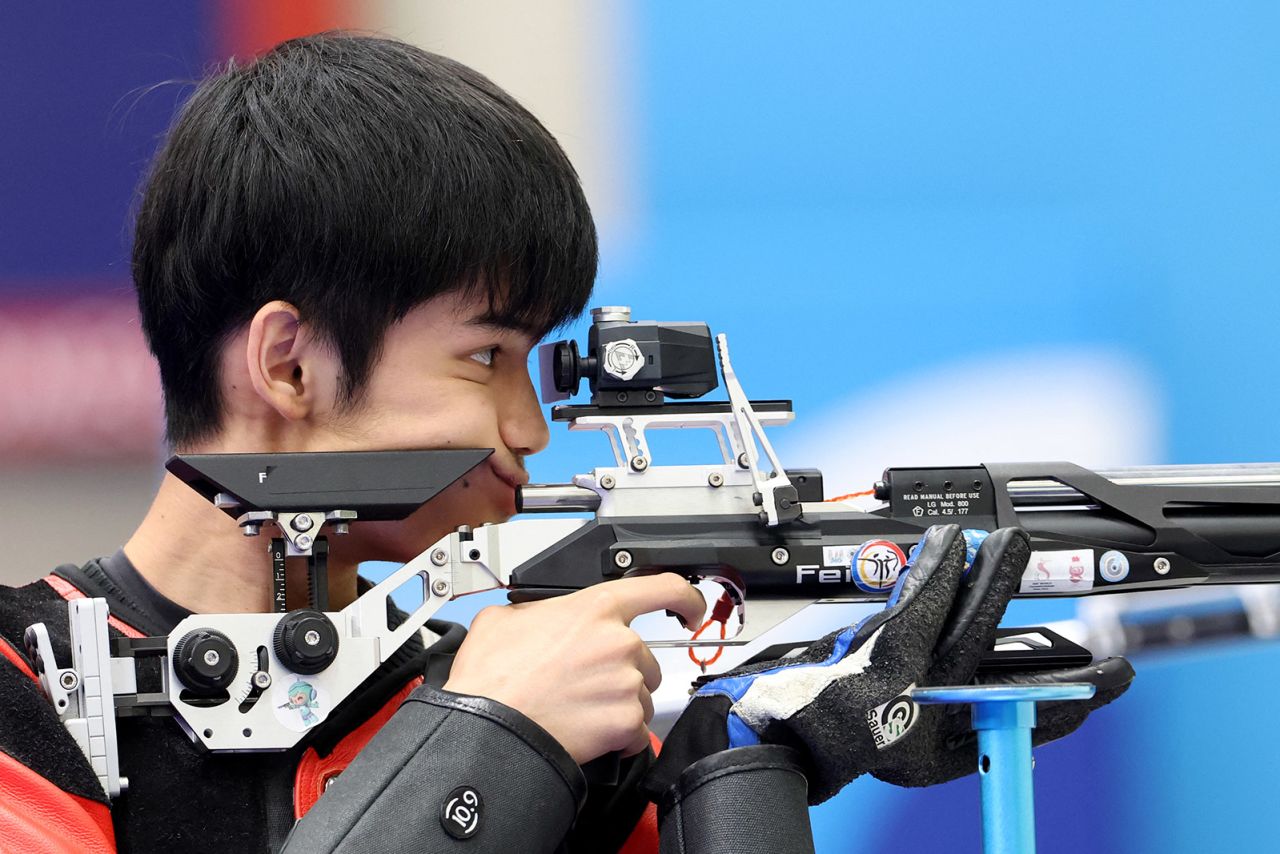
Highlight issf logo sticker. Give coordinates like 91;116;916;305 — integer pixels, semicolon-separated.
867;687;918;749
852;539;908;592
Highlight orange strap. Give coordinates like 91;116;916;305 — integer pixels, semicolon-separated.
0;750;115;853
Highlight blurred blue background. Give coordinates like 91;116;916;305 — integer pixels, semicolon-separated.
3;2;1277;850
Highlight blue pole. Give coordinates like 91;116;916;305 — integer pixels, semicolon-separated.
972;700;1037;854
912;683;1095;854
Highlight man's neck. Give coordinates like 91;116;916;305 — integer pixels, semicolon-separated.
124;472;361;614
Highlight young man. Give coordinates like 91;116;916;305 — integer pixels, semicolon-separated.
0;33;703;852
0;32;1129;854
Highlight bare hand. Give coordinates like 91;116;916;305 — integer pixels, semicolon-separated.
443;574;706;764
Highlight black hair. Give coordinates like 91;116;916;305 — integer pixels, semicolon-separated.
132;32;597;448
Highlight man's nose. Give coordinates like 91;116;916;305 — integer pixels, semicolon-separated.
500;372;550;456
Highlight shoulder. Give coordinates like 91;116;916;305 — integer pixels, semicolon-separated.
0;574;109;806
0;573;77;674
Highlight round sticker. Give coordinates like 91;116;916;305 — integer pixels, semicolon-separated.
441;786;482;839
1099;550;1130;583
273;677;328;732
853;540;908;593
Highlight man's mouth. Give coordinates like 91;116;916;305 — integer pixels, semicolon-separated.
490;461;529;492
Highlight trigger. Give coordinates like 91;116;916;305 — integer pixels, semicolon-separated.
665;609;690;630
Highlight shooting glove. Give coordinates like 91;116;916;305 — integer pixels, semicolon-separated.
872;526;1134;787
645;524;1134;806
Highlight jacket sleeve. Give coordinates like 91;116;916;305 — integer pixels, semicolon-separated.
656;745;815;854
0;641;116;853
281;684;587;853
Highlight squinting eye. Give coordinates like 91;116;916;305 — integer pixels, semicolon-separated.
469;347;497;367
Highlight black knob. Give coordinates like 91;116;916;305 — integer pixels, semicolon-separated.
874;480;890;501
173;629;239;693
552;339;583;394
273;610;340;675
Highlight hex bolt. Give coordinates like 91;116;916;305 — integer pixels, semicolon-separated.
771;547;790;566
737;453;750;469
303;630;321;647
243;524;261;537
1154;557;1172;575
630;456;649;472
600;475;616;490
296;534;313;550
708;472;724;487
431;549;448;566
203;650;221;667
333;523;350;535
59;671;79;691
614;550;634;569
432;578;451;597
252;671;272;690
291;514;314;532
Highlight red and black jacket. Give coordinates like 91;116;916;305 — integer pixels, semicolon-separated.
0;560;659;853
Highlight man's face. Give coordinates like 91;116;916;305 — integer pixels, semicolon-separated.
311;291;550;564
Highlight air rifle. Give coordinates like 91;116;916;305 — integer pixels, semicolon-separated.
25;305;1280;801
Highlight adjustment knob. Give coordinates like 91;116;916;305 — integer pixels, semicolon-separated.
551;339;583;395
172;628;239;693
273;610;340;675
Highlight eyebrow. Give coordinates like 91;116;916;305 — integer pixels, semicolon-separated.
465;315;542;337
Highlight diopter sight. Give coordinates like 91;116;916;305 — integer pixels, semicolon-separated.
538;306;719;406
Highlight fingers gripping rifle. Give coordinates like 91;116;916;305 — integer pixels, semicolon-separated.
23;305;1280;803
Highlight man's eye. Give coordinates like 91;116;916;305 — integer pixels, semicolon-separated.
469;347;497;367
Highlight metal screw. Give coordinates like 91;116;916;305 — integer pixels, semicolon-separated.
432;578;451;597
333;523;350;535
292;514;314;532
644;391;657;402
771;547;790;566
600;475;616;490
296;534;313;550
431;549;448;566
708;472;724;487
630;456;649;472
59;671;79;690
252;671;272;690
737;453;750;469
303;630;321;647
203;649;221;667
1154;557;1171;575
614;550;633;569
243;524;261;537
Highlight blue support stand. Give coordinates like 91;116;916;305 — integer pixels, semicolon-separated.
912;683;1096;854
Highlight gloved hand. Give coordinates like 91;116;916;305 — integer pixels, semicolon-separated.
872;527;1134;788
644;524;1133;805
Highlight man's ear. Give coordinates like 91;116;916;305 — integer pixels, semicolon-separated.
244;301;329;422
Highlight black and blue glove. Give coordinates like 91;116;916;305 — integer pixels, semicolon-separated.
645;524;1133;806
